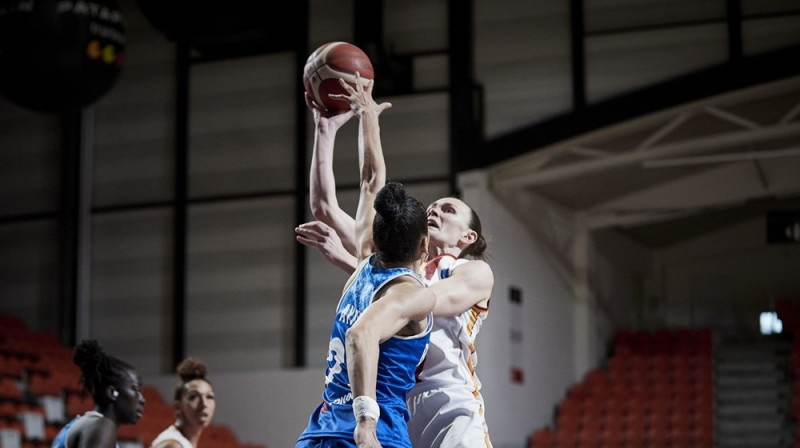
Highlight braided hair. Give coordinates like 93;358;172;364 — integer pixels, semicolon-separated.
73;340;135;405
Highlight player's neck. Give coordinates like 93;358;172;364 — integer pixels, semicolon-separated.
177;423;203;446
372;255;412;270
428;245;461;258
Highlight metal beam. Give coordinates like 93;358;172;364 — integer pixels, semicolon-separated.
492;122;800;189
449;0;481;184
642;147;800;168
172;41;190;367
726;0;743;61
479;44;800;170
293;0;310;368
570;0;586;110
58;110;80;346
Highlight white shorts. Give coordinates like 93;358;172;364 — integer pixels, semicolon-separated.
406;386;491;448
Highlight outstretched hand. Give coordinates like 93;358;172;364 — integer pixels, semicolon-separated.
295;221;357;274
329;73;392;117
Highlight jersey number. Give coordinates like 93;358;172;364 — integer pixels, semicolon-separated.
324;337;346;385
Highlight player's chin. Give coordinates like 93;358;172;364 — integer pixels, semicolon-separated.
197;414;213;427
125;410;143;425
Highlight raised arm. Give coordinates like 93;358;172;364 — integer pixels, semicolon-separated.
298;77;390;270
305;93;358;255
331;75;391;262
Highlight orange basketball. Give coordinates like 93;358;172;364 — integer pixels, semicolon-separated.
303;42;374;114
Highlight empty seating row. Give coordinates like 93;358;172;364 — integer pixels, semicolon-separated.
529;327;714;448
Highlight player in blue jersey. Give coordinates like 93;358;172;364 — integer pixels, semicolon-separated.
296;75;436;448
51;340;145;448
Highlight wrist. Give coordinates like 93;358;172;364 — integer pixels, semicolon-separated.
352;395;380;421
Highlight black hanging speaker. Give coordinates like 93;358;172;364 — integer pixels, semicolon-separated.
0;0;125;113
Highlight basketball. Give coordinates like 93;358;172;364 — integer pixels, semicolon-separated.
303;42;374;114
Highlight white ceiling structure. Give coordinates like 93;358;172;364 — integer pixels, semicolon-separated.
487;75;800;248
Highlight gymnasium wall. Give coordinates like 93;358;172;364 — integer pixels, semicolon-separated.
458;172;579;448
655;217;800;336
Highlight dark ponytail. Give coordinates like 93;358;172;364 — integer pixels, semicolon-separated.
373;182;427;264
73;340;134;405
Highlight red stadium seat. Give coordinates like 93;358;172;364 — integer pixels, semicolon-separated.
0;377;23;401
529;427;553;448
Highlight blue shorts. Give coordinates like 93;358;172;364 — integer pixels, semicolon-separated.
296;438;357;448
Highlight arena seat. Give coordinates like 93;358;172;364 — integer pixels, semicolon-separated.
0;314;273;448
527;327;714;448
0;377;23;402
528;427;552;448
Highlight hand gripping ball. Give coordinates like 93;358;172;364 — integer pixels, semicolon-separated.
303;42;374;114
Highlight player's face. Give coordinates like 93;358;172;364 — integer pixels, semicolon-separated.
426;198;473;250
114;369;145;425
177;379;215;429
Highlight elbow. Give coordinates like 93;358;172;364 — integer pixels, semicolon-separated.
309;202;333;223
359;177;383;200
309;206;325;222
345;326;363;346
308;193;324;216
345;326;371;355
308;189;337;222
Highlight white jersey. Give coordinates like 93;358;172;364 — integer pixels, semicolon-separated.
407;254;491;448
150;425;193;448
413;255;488;393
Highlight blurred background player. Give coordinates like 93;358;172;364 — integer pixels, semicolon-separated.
150;357;216;448
51;340;145;448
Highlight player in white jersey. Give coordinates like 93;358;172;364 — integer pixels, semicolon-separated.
296;81;495;448
150;426;193;448
406;254;491;448
150;358;215;448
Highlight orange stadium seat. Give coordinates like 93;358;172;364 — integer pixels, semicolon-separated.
552;428;576;448
528;427;552;448
65;394;93;418
0;355;25;379
116;423;141;443
0;377;23;401
28;374;63;397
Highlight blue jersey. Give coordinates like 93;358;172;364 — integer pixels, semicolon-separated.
297;255;432;448
51;415;79;448
52;412;118;448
